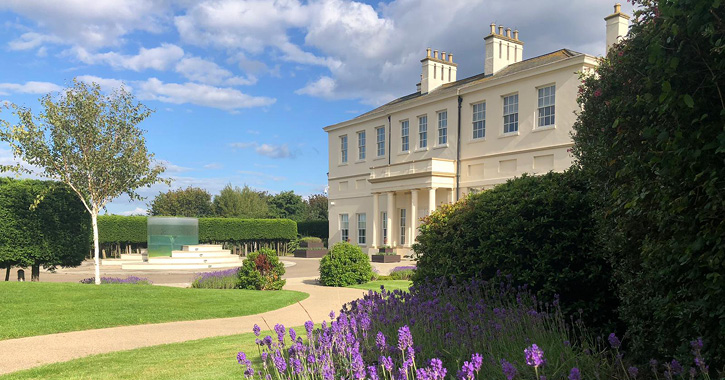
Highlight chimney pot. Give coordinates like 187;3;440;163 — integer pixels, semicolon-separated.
498;25;504;35
442;51;446;61
434;50;439;59
514;30;519;40
490;23;496;34
448;53;453;63
426;48;431;57
614;3;621;13
506;28;511;38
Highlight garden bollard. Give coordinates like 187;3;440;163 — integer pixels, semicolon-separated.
17;269;25;282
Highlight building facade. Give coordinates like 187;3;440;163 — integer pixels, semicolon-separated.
324;5;630;255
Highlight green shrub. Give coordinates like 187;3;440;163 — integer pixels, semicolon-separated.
237;248;286;290
300;237;322;243
98;215;147;243
199;218;297;242
572;0;725;366
297;220;328;239
413;171;617;330
319;242;373;287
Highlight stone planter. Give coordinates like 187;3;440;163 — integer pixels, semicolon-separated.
377;247;394;254
300;241;324;249
371;254;401;263
293;249;328;258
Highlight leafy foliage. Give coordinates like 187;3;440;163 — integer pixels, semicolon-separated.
412;171;617;330
198;218;297;242
268;190;307;221
572;0;725;367
0;178;90;275
97;215;147;243
319;242;373;287
237;248;286;290
297;220;329;239
303;193;328;220
149;186;213;217
0;79;166;284
212;184;269;218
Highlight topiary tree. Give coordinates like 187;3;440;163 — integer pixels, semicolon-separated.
0;80;166;285
412;171;617;330
572;0;725;367
0;178;90;281
149;186;213;217
319;242;373;287
237;247;286;290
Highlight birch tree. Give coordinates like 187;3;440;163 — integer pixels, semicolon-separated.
0;79;166;284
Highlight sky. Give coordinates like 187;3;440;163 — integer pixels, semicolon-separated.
0;0;634;215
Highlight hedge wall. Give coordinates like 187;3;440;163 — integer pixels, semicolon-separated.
297;220;328;239
97;216;297;243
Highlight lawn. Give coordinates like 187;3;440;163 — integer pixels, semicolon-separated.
347;279;412;292
0;331;263;380
0;282;308;340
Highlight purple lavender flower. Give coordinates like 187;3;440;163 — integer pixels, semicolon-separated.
397;325;413;351
237;352;248;365
274;324;286;345
417;358;447;380
628;366;639;378
568;367;581;380
304;320;314;336
261;352;268;362
368;365;379;380
380;356;394;372
263;335;272;347
290;357;303;375
470;353;483;371
457;361;475;380
273;351;286;372
253;324;261;336
608;333;621;349
524;344;546;368
376;331;387;352
670;359;683;375
329;310;335;319
289;327;297;342
406;346;416;362
501;359;518;380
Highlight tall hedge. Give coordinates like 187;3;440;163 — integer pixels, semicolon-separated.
0;178;90;277
572;0;725;366
96;216;297;243
297;220;328;239
412;171;617;330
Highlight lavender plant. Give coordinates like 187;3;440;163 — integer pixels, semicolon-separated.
191;268;240;289
79;276;151;285
388;266;416;281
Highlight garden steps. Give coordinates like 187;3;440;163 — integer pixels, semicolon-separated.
170;250;233;258
101;244;243;270
121;262;243;270
147;256;242;264
180;245;224;252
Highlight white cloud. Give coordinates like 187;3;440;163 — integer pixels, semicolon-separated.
229;142;258;149
157;160;193;173
8;32;62;50
118;207;147;216
75;75;129;92
136;78;275;110
175;57;256;86
73;44;184;71
256;143;294;159
0;81;62;95
295;76;336;99
1;0;171;49
203;163;222;170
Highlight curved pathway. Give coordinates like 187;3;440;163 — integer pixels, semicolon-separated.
0;277;367;375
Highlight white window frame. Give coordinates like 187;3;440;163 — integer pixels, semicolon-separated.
437;111;447;145
376;127;385;157
400;209;407;245
340;214;349;242
357;213;366;245
381;211;388;245
472;102;486;139
340;135;348;163
357;130;366;160
418;115;428;149
503;94;519;134
401;120;409;152
537;85;556;128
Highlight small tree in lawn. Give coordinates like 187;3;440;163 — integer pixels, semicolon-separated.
0;79;166;285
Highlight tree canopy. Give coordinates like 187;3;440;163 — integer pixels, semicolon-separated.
212;184;269;218
572;0;724;366
149;186;214;217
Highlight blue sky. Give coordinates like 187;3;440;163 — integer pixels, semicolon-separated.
0;0;633;215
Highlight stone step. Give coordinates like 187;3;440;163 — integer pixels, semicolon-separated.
121;262;243;270
147;256;243;264
181;245;224;252
101;257;144;266
171;250;233;258
120;254;143;260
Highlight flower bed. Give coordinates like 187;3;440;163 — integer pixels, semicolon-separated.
388;266;416;280
191;268;240;289
79;276;151;285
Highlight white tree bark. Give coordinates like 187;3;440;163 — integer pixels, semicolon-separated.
92;211;101;285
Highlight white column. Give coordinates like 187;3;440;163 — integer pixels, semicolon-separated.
428;187;437;215
410;189;418;245
447;188;454;204
387;192;395;247
372;193;379;248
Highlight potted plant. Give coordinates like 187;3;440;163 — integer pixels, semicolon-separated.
371;246;401;263
293;237;328;258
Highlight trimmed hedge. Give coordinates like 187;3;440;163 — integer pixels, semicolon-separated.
199;218;297;242
97;216;297;243
319;242;373;287
297;220;328;239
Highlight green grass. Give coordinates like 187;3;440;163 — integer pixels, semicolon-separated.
0;282;308;340
0;331;263;380
347;280;412;292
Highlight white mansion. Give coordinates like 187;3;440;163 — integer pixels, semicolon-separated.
324;5;630;254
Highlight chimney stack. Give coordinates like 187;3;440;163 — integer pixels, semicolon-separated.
484;22;524;76
419;47;458;94
604;3;630;51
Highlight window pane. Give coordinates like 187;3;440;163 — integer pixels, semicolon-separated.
537;85;556;127
400;209;406;245
340;136;348;163
401;121;409;151
503;94;519;133
376;127;385;156
472;102;486;139
358;131;366;160
438;111;447;145
419;116;427;149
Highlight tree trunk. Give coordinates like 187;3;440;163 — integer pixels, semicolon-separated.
4;267;9;281
92;211;101;285
31;264;40;281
